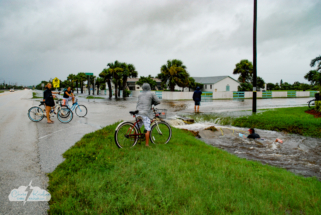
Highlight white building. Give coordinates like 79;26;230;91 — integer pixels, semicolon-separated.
193;76;240;92
126;78;162;91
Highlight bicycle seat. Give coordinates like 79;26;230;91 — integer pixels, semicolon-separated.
129;110;139;115
40;101;45;105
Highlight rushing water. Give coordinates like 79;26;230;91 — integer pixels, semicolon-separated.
166;119;321;180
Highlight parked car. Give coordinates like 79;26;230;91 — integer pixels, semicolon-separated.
10;89;14;92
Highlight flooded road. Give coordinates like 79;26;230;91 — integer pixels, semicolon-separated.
161;98;310;113
168;121;321;180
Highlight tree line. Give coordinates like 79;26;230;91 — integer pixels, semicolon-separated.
34;54;321;97
232;55;321;91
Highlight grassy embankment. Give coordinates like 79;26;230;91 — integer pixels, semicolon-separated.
86;96;105;99
32;92;43;99
0;91;4;93
190;107;321;138
48;122;321;214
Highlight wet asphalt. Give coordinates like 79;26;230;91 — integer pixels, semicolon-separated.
0;90;314;214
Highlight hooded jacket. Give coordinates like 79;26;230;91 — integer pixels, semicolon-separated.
193;87;202;102
136;83;161;119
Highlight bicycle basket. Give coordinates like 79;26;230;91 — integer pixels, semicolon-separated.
156;109;167;119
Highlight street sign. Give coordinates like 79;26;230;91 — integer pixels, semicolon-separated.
85;73;93;76
52;77;60;88
41;83;44;87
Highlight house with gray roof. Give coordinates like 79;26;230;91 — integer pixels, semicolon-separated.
192;76;240;92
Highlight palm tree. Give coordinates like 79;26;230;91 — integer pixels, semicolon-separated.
99;68;113;99
107;61;124;99
95;77;104;95
122;63;138;98
233;60;253;83
77;72;87;94
158;59;189;91
310;55;321;72
88;75;96;94
67;74;76;90
74;74;80;94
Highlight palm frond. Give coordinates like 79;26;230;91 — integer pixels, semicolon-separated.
310;56;321;67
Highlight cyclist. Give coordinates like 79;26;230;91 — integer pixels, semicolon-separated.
136;83;160;146
43;83;59;124
62;87;75;106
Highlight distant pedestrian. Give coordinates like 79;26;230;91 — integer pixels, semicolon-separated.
247;128;260;139
193;86;202;113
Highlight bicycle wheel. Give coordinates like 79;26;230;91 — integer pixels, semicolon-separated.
75;105;87;117
308;100;315;108
57;108;73;123
28;106;44;122
150;121;172;144
114;122;139;148
58;106;71;118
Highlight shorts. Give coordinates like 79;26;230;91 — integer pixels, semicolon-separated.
195;101;200;106
136;115;151;131
63;97;72;105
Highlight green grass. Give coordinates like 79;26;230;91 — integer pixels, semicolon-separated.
48;122;321;214
0;91;4;93
233;107;321;137
270;90;316;91
86;96;105;99
189;107;321;138
32;92;43;99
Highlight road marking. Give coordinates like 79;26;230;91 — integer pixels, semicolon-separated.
38;126;75;139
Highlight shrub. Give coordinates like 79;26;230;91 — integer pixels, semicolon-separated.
315;101;321;112
123;89;131;97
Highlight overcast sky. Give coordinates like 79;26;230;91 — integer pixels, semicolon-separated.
0;0;320;86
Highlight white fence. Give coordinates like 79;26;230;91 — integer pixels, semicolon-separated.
130;91;318;100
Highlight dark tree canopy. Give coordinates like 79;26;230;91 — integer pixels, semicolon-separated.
136;76;157;90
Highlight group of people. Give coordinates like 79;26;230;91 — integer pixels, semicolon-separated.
43;83;75;124
43;82;262;142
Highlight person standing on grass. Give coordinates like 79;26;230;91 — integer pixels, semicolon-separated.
43;83;59;124
136;83;160;147
193;86;202;113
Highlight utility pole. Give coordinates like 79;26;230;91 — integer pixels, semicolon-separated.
88;76;90;95
252;0;257;113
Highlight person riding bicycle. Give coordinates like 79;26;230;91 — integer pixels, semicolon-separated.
62;87;75;106
136;83;161;147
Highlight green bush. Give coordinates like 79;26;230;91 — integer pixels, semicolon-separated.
316;101;321;112
124;89;131;97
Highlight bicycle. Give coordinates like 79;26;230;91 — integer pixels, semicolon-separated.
114;107;172;148
62;96;87;117
28;97;73;123
308;99;315;108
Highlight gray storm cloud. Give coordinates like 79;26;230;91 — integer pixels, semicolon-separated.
0;0;320;85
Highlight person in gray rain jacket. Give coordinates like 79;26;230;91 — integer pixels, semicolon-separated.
136;83;161;146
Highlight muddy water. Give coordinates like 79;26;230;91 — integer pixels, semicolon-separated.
168;121;321;180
